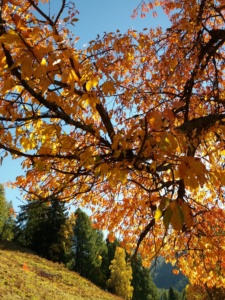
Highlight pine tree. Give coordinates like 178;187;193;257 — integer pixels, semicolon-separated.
0;184;15;241
71;208;107;287
58;213;76;264
107;246;133;300
131;256;159;300
160;290;168;300
0;184;7;233
14;198;69;262
180;288;186;300
168;287;181;300
102;238;120;281
1;201;15;241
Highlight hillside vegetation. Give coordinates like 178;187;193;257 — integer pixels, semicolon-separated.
0;241;122;300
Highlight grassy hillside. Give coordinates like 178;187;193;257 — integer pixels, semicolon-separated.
0;241;122;300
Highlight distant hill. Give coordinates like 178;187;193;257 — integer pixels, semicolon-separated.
151;256;189;292
0;240;122;300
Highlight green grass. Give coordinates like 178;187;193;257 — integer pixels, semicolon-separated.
0;241;122;300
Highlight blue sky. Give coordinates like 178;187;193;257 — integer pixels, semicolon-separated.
0;1;170;211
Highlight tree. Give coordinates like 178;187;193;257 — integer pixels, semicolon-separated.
186;284;225;300
1;0;225;288
205;286;225;300
180;289;186;300
160;290;168;300
185;284;208;300
1;200;15;241
58;212;76;265
107;246;133;300
103;238;121;282
15;198;70;262
71;208;107;288
0;184;15;241
168;287;181;300
131;255;159;300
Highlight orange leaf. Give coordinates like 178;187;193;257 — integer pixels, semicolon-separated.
22;262;29;272
172;269;180;275
181;201;193;228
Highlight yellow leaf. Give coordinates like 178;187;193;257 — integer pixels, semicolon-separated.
92;77;99;87
69;69;80;83
72;55;81;72
155;208;162;221
86;81;92;92
86;77;99;91
40;58;47;66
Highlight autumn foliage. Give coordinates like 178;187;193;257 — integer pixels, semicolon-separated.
1;0;225;289
107;247;133;300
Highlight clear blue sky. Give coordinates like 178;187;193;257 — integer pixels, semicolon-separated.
0;1;170;211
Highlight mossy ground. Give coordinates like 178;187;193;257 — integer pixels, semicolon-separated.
0;241;122;300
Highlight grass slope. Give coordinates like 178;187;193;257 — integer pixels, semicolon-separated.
0;241;122;300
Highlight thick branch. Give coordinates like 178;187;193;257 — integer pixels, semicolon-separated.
96;103;115;142
176;113;225;134
0;142;80;161
133;218;155;258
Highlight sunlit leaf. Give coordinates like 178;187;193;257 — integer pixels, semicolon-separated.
181;201;193;228
155;208;162;221
86;77;99;91
170;201;184;231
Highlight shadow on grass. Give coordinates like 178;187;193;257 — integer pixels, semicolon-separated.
0;239;34;253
